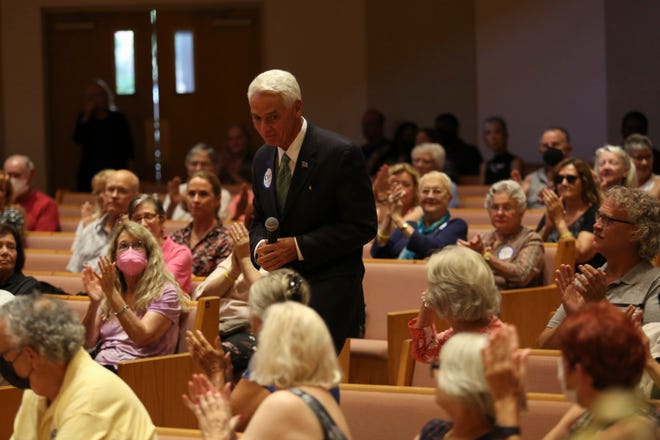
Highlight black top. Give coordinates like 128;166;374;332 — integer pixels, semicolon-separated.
485;151;518;184
0;271;39;296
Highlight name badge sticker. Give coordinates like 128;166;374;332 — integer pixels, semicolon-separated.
263;168;273;189
497;245;514;260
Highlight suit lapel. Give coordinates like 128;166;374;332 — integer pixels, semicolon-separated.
259;148;279;217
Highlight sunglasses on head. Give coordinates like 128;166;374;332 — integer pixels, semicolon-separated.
553;174;579;185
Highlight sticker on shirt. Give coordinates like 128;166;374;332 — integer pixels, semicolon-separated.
263;168;273;189
497;245;514;260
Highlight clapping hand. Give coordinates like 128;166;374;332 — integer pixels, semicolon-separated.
94;255;117;298
182;373;237;440
554;264;586;315
82;265;103;304
187;330;233;388
457;234;485;255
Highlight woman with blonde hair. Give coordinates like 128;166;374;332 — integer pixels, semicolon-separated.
82;221;188;370
184;301;352;439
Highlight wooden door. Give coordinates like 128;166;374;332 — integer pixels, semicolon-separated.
44;6;261;193
44;10;152;192
155;7;262;181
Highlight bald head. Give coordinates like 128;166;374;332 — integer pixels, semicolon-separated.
104;170;139;217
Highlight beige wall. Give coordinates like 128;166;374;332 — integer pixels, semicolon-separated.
0;0;367;191
2;0;659;191
475;0;607;163
604;0;660;145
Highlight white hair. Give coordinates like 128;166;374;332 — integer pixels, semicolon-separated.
247;69;302;108
437;333;493;420
425;246;500;321
411;142;446;170
485;179;527;213
594;145;637;188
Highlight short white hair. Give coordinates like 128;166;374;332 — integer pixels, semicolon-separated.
425;246;500;321
411;143;446;170
250;302;341;389
437;333;493;419
247;69;302;108
418;171;452;195
594;144;637;188
485;179;527;213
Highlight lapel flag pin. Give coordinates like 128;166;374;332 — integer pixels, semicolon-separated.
301;161;309;168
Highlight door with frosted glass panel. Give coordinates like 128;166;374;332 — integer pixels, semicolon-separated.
44;7;261;193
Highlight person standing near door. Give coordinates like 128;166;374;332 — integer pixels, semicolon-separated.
247;69;377;352
73;79;134;192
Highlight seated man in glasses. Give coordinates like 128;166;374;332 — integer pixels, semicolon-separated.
537;186;660;348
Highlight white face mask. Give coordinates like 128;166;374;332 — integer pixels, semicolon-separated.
10;177;28;198
557;358;578;403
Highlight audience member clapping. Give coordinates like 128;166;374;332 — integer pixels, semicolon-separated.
79;168;115;229
82;221;188;370
458;180;544;289
536;158;604;267
192;221;263;380
184;301;351;439
485;303;659;439
169;170;233;276
537;186;660;348
129;194;193;294
372;171;466;260
409;245;502;364
373;163;420;223
187;268;312;431
415;331;526;439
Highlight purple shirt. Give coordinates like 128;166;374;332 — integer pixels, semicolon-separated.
95;284;181;367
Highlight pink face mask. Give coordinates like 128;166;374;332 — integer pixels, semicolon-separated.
116;248;147;276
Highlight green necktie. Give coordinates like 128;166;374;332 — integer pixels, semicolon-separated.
276;153;292;212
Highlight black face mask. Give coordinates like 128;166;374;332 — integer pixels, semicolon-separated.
543;147;564;167
0;356;30;389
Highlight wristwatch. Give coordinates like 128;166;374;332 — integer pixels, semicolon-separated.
493;425;521;437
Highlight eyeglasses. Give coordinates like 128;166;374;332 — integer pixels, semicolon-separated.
117;240;146;252
595;211;633;227
420;187;446;196
488;203;515;213
0;347;24;363
553;174;579;185
132;213;160;223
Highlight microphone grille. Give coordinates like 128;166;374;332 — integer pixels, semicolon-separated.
265;217;279;232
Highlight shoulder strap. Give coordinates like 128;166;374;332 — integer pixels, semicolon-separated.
288;387;347;440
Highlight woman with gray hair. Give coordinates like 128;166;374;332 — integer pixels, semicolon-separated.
415;331;526;439
184;301;351;439
2;294;157;438
372;171;467;260
594;144;637;192
411;142;460;207
409;245;502;363
459;180;545;289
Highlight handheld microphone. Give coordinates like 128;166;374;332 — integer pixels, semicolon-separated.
265;217;279;244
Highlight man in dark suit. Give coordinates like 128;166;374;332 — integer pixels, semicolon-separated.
247;69;377;352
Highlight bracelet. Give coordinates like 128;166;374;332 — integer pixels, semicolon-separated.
399;222;411;232
559;231;573;240
493;425;521;437
377;231;390;240
113;304;130;317
223;270;235;282
483;251;492;262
